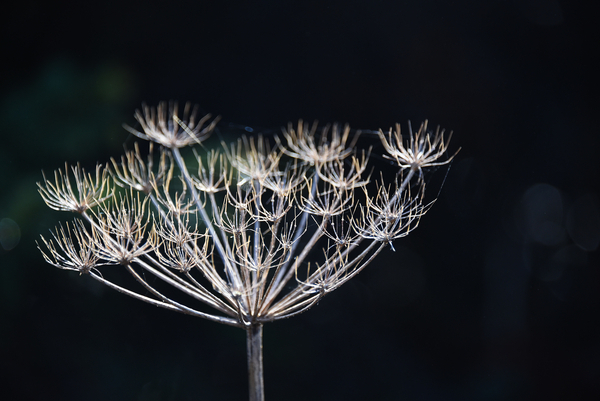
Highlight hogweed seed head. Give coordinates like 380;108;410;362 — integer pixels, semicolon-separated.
378;120;458;175
38;103;458;401
193;149;229;194
90;191;152;265
318;152;371;191
124;102;220;149
38;163;113;213
225;135;282;187
354;175;429;250
37;219;100;274
278;120;359;166
38;102;457;326
111;142;170;194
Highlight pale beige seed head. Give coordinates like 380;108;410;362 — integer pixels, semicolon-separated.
38;163;112;213
37;219;100;274
224;135;281;187
378;120;458;173
91;192;152;265
193;149;229;194
278;120;359;166
111;142;170;195
124;102;220;149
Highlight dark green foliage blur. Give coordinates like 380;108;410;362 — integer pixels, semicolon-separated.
1;57;135;297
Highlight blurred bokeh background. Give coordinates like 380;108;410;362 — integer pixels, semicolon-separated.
1;1;598;400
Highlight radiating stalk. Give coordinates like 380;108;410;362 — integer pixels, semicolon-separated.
247;323;265;401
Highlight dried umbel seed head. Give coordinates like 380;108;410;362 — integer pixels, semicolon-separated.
38;103;457;325
111;142;171;195
378;120;459;175
37;219;100;274
124;102;220;149
38;163;113;214
38;101;457;401
278;120;359;166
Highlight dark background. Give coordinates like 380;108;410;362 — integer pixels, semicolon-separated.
1;1;599;400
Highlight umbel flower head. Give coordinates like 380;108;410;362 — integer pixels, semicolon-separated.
37;102;457;401
124;102;220;148
37;163;113;213
379;120;459;175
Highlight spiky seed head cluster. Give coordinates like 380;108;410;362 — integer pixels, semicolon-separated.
37;102;456;328
124;102;220;149
37;163;113;214
278;120;358;166
111;142;171;194
379;120;459;174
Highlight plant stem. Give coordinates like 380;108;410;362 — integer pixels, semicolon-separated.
247;323;265;401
